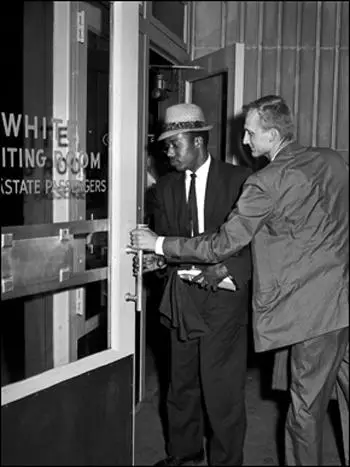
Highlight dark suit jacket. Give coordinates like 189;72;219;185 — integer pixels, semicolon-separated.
147;157;252;325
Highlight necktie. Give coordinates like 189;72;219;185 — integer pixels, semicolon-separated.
188;172;199;237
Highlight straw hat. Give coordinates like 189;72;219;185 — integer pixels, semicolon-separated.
157;103;213;141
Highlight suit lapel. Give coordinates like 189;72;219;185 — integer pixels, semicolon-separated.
171;172;188;236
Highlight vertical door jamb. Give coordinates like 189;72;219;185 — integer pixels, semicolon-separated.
109;2;139;462
135;26;149;405
51;1;72;368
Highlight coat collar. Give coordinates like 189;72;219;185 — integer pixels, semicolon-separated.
172;171;188;235
272;141;306;162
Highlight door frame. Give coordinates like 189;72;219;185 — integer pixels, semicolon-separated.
136;5;192;404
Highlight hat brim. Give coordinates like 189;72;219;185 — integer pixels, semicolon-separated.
157;125;213;142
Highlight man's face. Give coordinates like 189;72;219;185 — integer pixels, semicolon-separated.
243;109;273;158
163;132;201;172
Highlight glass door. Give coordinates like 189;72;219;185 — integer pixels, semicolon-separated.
1;2;139;464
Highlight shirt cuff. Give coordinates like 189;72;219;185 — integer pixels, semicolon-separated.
155;236;165;255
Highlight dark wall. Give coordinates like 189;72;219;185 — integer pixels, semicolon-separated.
2;356;133;466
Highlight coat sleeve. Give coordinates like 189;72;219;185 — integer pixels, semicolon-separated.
220;167;253;287
163;176;274;263
222;244;252;289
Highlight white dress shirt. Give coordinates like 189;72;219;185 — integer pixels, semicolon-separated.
155;155;212;255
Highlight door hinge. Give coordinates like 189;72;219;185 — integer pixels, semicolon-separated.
75;288;84;316
77;10;85;43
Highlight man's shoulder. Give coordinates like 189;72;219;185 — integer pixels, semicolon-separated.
153;170;182;192
214;159;253;179
249;144;344;190
306;145;346;162
273;143;346;172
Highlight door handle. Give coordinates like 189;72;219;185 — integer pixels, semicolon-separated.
125;224;148;312
125;249;143;312
135;249;144;312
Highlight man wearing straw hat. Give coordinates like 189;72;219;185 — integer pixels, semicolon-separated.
141;103;252;466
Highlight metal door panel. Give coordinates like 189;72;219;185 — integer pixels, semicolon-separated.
182;44;245;164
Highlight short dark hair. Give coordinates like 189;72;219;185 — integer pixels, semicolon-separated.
243;95;295;141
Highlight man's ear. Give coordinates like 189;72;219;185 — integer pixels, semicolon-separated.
269;128;280;143
194;136;203;148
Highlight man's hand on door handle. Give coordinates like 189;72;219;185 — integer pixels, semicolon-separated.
130;226;158;251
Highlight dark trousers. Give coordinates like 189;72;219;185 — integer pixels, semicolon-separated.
285;327;349;465
166;290;248;466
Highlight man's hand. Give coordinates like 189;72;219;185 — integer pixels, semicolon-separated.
133;253;166;276
130;227;158;251
192;263;231;292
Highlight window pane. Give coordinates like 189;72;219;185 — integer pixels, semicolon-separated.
1;1;111;386
152;1;185;42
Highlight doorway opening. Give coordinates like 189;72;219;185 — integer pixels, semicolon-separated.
146;49;180;183
141;49;181;403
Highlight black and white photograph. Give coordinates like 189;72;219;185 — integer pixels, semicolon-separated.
1;2;348;466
